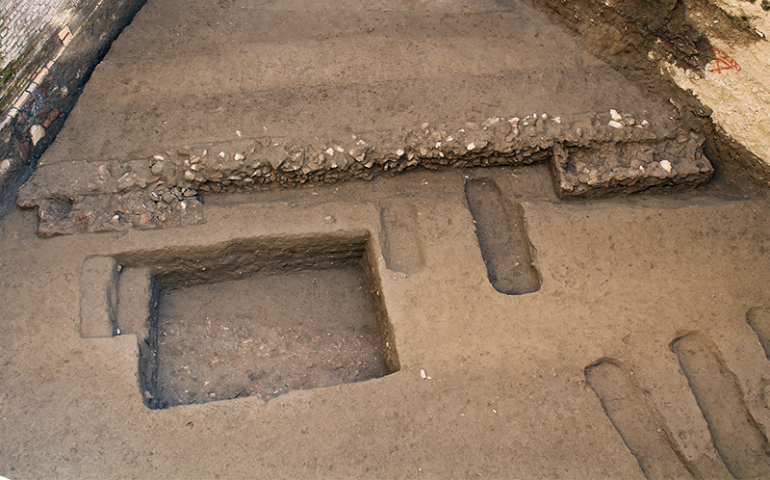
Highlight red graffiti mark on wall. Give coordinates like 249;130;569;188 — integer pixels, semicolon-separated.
710;48;741;74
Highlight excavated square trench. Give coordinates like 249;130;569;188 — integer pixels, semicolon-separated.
114;233;399;409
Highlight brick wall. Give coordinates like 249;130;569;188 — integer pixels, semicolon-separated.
0;0;146;221
1;0;73;73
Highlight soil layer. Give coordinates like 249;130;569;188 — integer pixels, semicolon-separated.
3;0;770;478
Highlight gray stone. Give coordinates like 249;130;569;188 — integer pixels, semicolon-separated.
0;159;13;179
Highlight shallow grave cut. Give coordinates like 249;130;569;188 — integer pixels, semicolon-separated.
116;233;399;409
465;178;541;295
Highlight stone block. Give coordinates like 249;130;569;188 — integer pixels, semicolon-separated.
553;133;714;198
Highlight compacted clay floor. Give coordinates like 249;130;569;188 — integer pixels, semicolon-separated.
2;0;770;479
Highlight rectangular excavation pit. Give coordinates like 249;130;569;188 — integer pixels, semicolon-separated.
115;233;399;409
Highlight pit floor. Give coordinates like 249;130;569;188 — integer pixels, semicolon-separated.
155;266;388;407
3;0;770;478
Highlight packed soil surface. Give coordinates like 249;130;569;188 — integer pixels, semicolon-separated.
2;0;770;479
39;0;670;165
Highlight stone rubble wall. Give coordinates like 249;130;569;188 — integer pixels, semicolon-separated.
6;0;759;235
18;109;714;237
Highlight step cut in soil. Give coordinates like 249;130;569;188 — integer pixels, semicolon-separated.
79;256;120;338
113;233;399;409
671;332;770;479
464;178;540;295
585;359;696;480
379;200;425;275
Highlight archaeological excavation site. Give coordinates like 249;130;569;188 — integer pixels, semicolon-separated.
2;0;770;478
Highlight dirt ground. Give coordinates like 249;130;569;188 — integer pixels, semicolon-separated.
3;0;770;479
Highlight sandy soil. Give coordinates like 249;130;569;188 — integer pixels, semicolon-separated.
2;0;770;479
